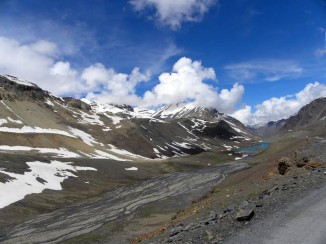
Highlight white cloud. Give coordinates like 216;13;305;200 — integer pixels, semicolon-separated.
130;0;217;29
142;57;244;113
225;59;303;83
81;57;245;113
30;40;58;57
0;36;81;95
50;62;77;77
232;82;326;125
82;64;151;105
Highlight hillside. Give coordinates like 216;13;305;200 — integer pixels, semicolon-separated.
0;74;259;161
283;97;326;130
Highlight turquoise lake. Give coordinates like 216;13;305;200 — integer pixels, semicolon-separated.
236;142;270;154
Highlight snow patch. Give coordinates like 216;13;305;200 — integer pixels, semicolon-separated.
108;144;148;160
93;150;127;161
69;127;97;146
45;100;54;107
7;117;23;124
0;160;96;208
0;119;7;126
2;75;36;87
125;167;138;171
0;146;80;158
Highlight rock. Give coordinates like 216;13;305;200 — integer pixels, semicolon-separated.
240;200;249;207
277;157;291;175
281;185;289;191
297;157;310;168
191;224;202;230
223;208;232;214
208;211;218;220
236;208;255;222
256;203;263;208
183;223;193;231
302;156;310;163
63;97;91;111
268;186;279;193
206;230;214;241
169;226;183;237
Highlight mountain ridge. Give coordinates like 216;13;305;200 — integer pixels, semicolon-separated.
0;74;259;161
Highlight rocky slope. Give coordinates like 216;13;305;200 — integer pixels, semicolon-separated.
140;131;326;244
283;97;326;130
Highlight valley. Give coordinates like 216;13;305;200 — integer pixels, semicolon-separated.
0;75;325;243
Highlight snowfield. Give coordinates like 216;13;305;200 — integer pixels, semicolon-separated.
0;160;96;208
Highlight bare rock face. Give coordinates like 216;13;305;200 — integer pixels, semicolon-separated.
63;97;91;111
0;75;49;101
278;157;291;175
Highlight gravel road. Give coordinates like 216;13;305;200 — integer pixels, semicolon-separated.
0;162;247;243
227;183;326;244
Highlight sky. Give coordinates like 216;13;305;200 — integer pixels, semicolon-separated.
0;0;326;125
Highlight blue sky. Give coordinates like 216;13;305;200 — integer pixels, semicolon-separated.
0;0;326;124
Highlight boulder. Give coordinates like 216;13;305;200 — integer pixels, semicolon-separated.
277;157;291;175
236;208;255;221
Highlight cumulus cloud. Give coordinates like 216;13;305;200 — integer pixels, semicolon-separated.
130;0;217;29
7;35;324;127
50;62;77;77
82;64;151;105
232;82;326;125
142;57;244;113
225;59;303;83
0;36;81;94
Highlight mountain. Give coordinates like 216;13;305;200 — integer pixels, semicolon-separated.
250;119;287;136
0;74;259;161
283;97;326;130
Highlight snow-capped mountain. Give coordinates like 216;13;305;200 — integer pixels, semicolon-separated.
151;103;223;120
0;74;259;162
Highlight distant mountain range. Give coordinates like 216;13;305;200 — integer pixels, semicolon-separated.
249;119;287;136
0;74;259;161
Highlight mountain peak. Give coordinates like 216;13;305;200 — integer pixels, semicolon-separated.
152;103;223;121
0;74;49;101
0;75;38;88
